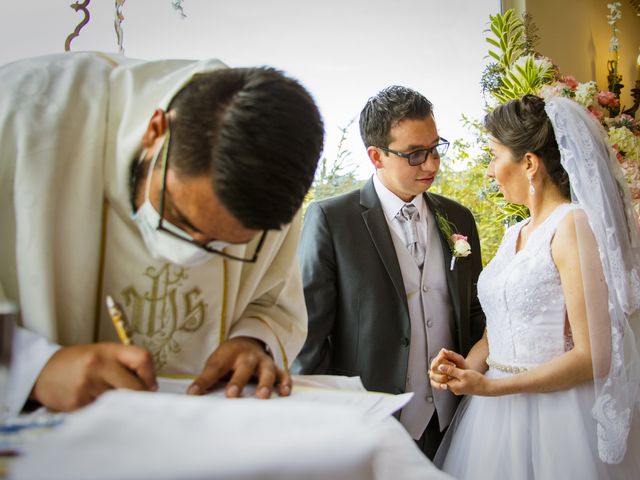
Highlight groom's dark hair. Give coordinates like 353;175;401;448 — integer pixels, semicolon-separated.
359;85;433;148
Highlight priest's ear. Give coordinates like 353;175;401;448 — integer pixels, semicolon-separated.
141;109;169;149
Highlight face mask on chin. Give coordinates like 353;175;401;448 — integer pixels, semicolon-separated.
131;143;219;268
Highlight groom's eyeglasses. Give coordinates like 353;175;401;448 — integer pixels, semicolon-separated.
378;138;449;166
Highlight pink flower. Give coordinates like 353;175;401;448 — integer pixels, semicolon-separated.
539;84;563;99
560;75;578;90
614;147;624;163
588;105;605;121
451;234;468;242
597;91;620;108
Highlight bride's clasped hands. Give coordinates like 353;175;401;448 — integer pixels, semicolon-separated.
429;348;491;396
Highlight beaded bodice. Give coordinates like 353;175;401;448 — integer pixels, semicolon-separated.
478;203;579;369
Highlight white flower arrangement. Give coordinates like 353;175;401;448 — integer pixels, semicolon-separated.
574;81;598;107
608;126;640;162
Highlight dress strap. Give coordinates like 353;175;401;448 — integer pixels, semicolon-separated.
526;203;581;250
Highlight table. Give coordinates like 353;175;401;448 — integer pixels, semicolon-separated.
5;376;452;479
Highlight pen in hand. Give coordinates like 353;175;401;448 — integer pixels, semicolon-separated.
106;296;159;393
106;295;133;345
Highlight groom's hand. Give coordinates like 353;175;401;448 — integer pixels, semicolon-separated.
438;349;467;368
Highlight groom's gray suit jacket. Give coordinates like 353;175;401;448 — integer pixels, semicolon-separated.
292;178;485;399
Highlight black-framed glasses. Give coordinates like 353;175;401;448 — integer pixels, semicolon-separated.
156;125;267;264
378;138;449;166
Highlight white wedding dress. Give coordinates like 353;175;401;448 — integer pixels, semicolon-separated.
436;203;640;479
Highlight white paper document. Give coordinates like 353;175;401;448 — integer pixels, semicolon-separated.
156;374;413;422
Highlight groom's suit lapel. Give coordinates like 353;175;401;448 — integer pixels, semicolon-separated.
424;192;462;326
360;178;408;311
358;179;464;330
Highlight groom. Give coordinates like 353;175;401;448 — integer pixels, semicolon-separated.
292;86;485;458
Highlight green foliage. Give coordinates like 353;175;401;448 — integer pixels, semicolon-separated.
480;62;503;104
431;121;503;265
522;12;540;56
434;209;463;252
485;10;553;103
486;9;525;72
431;156;504;266
485;192;530;222
494;55;555;103
303;119;364;214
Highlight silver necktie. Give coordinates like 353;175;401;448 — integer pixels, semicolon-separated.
397;204;425;268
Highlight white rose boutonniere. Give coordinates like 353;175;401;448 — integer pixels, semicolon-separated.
452;234;472;258
435;211;472;271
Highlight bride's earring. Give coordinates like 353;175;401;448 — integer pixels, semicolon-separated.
528;175;535;194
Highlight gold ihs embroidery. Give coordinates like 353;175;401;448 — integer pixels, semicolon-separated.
121;263;208;369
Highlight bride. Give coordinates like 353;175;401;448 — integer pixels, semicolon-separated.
430;94;640;478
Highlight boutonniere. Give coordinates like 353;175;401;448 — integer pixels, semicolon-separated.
435;211;471;270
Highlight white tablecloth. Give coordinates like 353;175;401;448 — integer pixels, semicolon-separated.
8;377;452;480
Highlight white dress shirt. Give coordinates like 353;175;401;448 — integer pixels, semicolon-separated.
372;173;428;254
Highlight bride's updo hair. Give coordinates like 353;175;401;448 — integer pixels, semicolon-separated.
484;94;570;199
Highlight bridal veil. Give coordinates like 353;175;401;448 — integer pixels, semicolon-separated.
545;96;640;464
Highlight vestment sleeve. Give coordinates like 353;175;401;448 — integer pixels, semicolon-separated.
228;212;307;370
6;327;60;415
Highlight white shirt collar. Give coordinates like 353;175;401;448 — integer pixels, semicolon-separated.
372;173;426;223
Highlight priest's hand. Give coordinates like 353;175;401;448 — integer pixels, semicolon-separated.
187;336;291;399
31;343;157;412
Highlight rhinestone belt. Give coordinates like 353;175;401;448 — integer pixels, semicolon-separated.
486;356;529;374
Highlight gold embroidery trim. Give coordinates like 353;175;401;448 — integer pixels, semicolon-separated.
218;259;228;345
93;200;109;342
159;373;196;380
251;316;289;371
276;334;289;371
93;51;119;68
